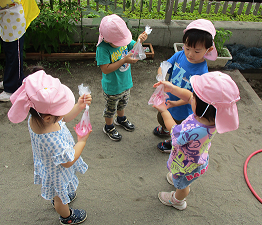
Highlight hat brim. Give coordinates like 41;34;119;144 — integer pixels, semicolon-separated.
8;88;30;123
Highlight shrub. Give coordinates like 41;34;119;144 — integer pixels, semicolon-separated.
25;1;81;54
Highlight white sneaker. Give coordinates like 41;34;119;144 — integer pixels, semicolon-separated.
0;91;12;102
158;191;187;210
0;81;3;89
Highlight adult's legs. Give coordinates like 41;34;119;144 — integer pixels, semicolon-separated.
2;35;25;94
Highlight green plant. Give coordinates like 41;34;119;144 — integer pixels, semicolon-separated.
25;1;81;54
56;61;74;79
22;0;260;56
79;1;141;45
119;0;262;22
214;28;232;57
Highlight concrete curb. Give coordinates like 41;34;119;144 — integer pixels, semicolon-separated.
76;19;262;48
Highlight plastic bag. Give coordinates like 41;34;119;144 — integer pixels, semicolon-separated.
148;85;169;106
156;61;172;81
74;84;92;137
145;24;152;35
129;39;146;60
129;25;152;60
148;61;172;106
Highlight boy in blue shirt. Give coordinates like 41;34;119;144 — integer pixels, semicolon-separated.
153;19;217;153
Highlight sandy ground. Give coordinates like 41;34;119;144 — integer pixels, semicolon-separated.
1;47;262;225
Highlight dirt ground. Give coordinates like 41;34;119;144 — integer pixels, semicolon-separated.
245;78;262;99
22;47;262;100
1;46;262;225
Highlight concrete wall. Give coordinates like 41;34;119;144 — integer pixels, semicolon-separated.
76;18;262;48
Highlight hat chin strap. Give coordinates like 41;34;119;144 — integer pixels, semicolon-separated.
199;104;210;118
36;111;44;120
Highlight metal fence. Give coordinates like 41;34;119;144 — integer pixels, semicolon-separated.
38;0;262;24
165;0;262;23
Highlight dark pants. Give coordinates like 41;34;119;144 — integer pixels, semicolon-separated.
2;35;25;93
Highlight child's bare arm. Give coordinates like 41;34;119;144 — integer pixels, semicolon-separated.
63;94;92;122
61;130;92;168
166;99;188;108
161;110;176;132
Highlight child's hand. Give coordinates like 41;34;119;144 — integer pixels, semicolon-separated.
78;94;92;110
153;81;174;93
138;31;148;43
153;102;168;113
74;127;92;142
124;53;139;64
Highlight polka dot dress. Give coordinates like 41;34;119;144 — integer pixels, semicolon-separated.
0;3;26;42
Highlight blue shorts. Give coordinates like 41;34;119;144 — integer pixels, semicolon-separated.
172;157;209;190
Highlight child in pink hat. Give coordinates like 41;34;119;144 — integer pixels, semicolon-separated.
96;14;148;141
152;71;240;210
153;19;217;153
8;69;92;224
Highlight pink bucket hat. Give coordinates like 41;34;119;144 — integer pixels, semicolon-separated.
190;71;240;134
184;19;217;61
8;70;75;123
97;14;132;47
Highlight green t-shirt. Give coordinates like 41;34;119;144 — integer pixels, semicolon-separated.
96;40;136;95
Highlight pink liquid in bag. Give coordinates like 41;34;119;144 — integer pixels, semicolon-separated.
148;84;169;106
75;110;92;136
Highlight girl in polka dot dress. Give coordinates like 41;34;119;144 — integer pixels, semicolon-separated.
8;70;92;225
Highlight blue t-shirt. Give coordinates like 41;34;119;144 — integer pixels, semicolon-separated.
96;40;136;95
167;50;208;121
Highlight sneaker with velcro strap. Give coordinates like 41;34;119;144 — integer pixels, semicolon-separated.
59;208;87;224
114;117;135;131
157;140;172;153
153;126;170;136
103;126;122;141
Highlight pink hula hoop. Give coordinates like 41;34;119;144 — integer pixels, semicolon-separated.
243;149;262;203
